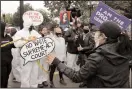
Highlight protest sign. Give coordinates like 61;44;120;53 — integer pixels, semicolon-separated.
20;37;55;65
23;11;43;26
90;1;131;30
60;11;71;30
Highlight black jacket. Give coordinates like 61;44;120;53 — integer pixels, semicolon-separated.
128;40;132;68
64;28;79;54
1;35;15;66
76;32;95;67
52;43;130;88
1;21;15;66
77;32;95;54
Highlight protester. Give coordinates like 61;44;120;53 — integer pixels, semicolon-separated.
47;21;132;88
1;21;16;88
77;24;97;87
13;19;41;88
10;27;21;82
37;25;49;88
76;21;83;34
46;23;55;38
43;23;59;88
49;27;67;88
38;23;56;88
5;26;11;37
76;24;95;67
38;25;49;37
64;22;80;71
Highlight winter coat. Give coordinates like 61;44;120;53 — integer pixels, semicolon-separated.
64;28;79;54
77;32;95;54
76;32;95;67
1;21;15;66
1;35;15;65
128;40;132;68
52;42;130;88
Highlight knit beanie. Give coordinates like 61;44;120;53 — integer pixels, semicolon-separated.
99;21;121;39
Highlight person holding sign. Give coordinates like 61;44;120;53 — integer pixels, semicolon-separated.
13;19;41;88
60;12;69;25
60;11;70;31
47;21;132;88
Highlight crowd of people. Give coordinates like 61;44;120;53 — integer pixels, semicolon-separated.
1;18;132;88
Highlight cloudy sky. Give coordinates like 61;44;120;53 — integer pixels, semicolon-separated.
1;1;49;14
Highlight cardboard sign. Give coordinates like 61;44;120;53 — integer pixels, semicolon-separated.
23;11;43;26
60;11;71;30
20;37;55;65
90;1;131;30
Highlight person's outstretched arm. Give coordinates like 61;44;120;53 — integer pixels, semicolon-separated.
50;53;102;83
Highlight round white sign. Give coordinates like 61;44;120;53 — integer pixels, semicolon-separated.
20;37;55;65
23;11;43;26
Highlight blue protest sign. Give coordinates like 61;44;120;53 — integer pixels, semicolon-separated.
90;1;131;30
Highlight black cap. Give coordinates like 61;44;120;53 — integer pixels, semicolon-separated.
99;21;121;39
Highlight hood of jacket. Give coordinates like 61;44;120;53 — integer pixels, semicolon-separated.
96;43;129;66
